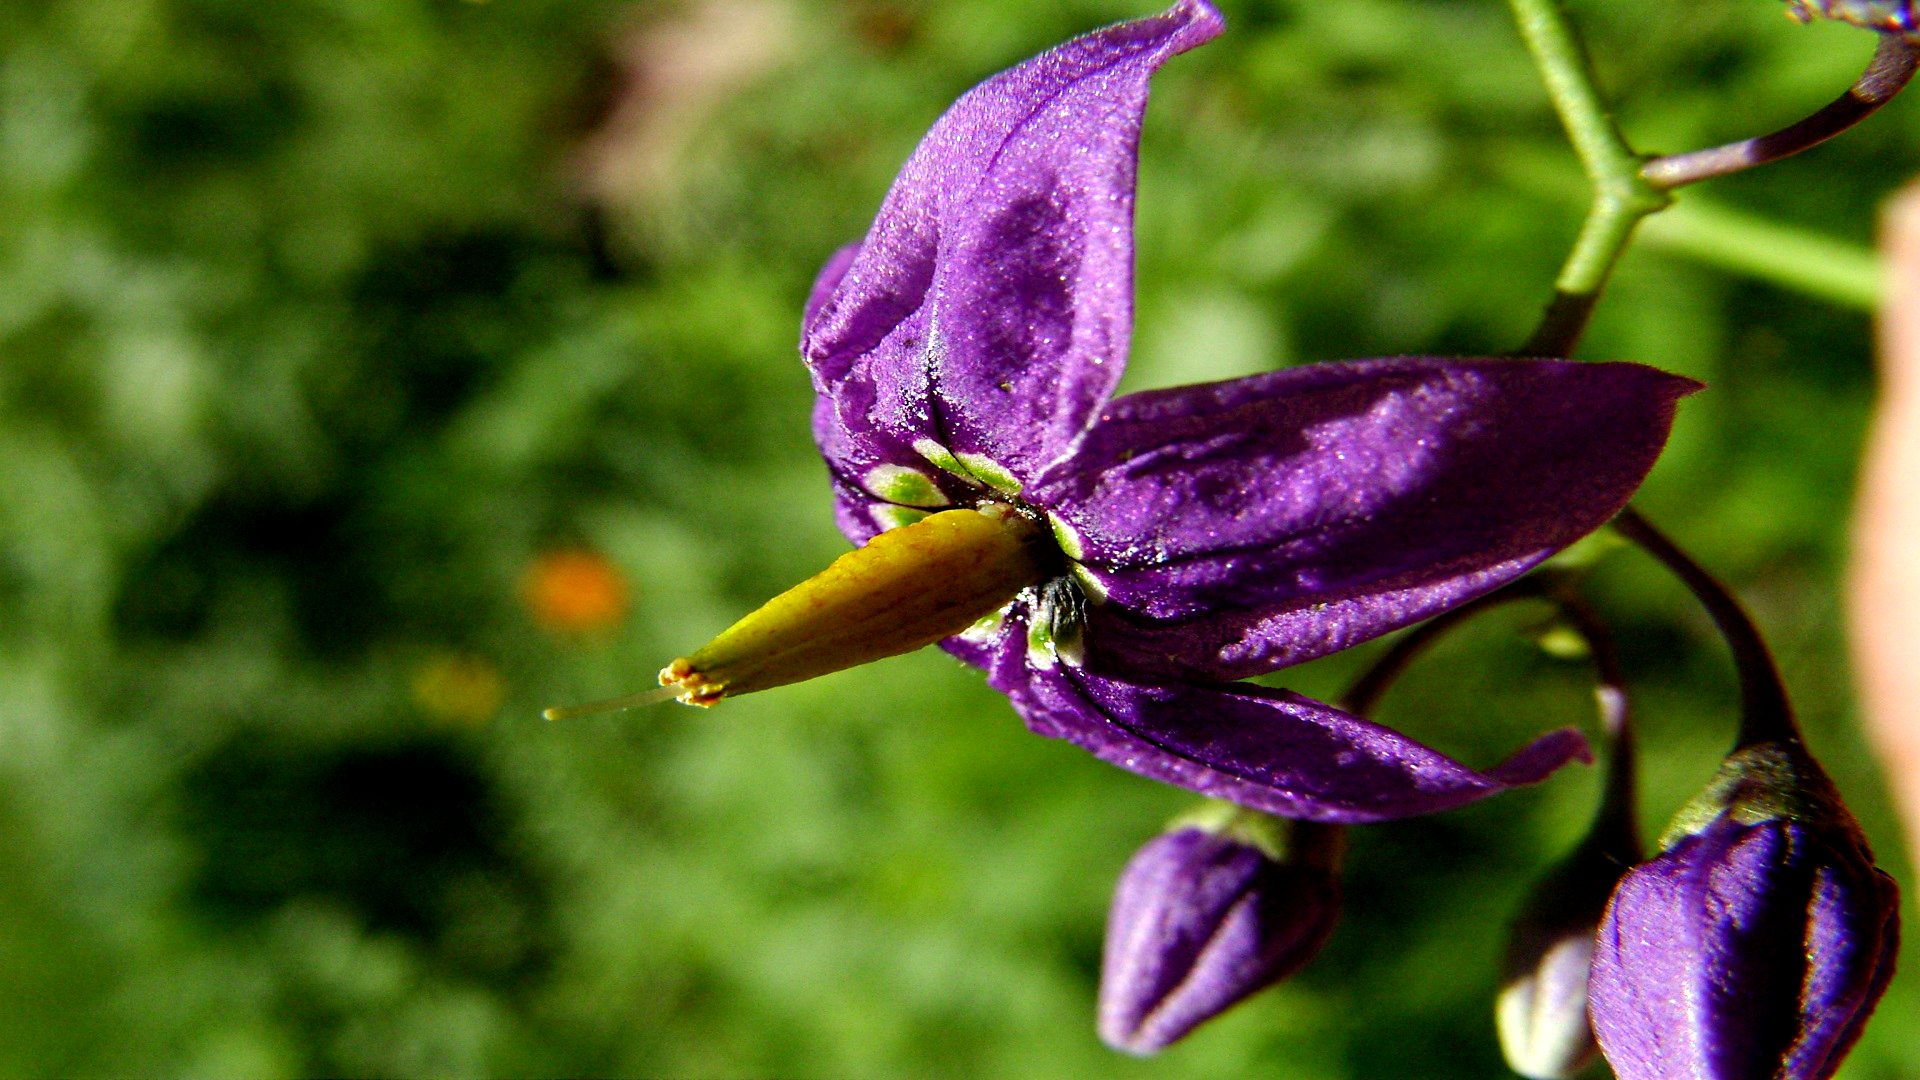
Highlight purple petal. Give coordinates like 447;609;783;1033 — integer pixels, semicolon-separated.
938;631;1002;673
988;628;1590;823
1029;356;1700;681
803;1;1223;507
1786;866;1901;1078
804;243;860;327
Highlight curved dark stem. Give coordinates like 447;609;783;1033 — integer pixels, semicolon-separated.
1611;507;1799;749
1541;581;1640;861
1338;573;1642;860
1642;35;1919;190
1337;578;1548;716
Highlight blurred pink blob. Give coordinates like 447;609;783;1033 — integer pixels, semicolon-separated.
1851;182;1920;869
576;0;795;210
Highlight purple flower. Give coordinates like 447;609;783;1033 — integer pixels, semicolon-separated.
1589;743;1901;1080
1099;813;1341;1054
643;0;1699;823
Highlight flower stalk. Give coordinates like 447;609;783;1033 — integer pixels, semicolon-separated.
1611;507;1796;749
1642;35;1919;190
1336;576;1547;715
1495;584;1639;1079
1507;0;1918;355
1506;0;1671;356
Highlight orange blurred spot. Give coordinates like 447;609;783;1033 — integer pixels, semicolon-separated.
411;653;506;725
523;548;631;635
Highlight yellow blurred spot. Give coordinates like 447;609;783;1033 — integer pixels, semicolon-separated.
523;548;631;636
1532;623;1593;662
411;653;506;725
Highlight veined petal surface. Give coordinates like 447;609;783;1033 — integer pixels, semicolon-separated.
1030;357;1700;681
802;0;1223;499
987;622;1591;824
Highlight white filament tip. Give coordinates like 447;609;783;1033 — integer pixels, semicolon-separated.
542;683;680;721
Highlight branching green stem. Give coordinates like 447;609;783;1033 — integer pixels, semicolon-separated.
1638;199;1882;311
1506;0;1671;356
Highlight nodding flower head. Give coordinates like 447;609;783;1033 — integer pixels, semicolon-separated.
1589;741;1901;1080
554;0;1699;824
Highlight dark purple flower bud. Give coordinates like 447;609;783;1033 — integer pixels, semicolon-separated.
1589;742;1901;1080
1098;808;1341;1055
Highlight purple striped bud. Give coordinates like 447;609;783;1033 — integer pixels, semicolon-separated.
1589;742;1901;1080
1098;808;1341;1054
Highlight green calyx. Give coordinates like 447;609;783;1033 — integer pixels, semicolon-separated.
1657;740;1850;850
912;438;1023;496
1172;800;1345;870
864;464;951;509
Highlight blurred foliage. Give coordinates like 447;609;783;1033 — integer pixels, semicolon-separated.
1;0;1916;1076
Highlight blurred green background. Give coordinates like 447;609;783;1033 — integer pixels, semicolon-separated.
2;0;1915;1075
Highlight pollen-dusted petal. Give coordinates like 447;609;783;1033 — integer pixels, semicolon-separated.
1028;356;1700;681
800;0;1223;506
804;242;860;327
987;627;1592;824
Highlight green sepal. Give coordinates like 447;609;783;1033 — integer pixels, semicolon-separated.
1657;740;1849;850
865;464;951;508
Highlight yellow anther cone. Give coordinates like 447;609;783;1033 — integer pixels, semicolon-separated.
659;507;1049;705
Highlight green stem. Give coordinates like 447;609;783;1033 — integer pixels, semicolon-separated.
1637;199;1882;311
1506;0;1672;356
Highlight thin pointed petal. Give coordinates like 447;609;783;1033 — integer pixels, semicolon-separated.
803;1;1223;504
990;630;1591;823
1029;357;1699;681
804;243;860;327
